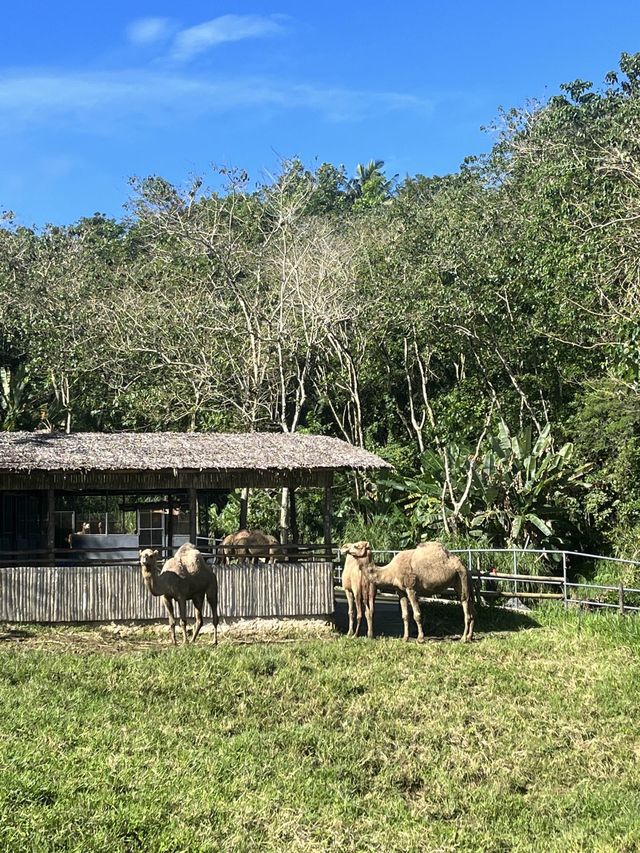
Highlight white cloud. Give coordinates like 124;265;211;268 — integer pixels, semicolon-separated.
0;69;434;133
126;17;173;46
171;14;285;61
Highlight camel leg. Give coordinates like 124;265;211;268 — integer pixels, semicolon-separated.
207;584;219;646
454;575;475;642
398;592;411;641
177;597;189;645
354;588;363;637
407;589;425;643
345;588;355;636
191;592;205;644
163;595;177;645
364;582;375;639
461;599;475;642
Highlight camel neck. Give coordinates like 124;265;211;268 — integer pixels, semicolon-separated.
374;562;395;583
141;567;162;596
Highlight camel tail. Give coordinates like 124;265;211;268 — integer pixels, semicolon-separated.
450;554;474;604
451;554;476;643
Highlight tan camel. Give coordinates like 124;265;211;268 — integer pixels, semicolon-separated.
217;529;279;564
365;541;475;642
264;534;285;564
340;541;376;638
139;544;218;645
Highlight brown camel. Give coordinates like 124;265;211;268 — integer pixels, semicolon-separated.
340;541;376;638
365;541;475;642
139;544;218;645
263;534;285;564
217;529;279;564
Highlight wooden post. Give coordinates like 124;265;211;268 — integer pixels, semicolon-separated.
619;581;625;615
166;493;174;557
290;487;298;544
280;486;289;547
239;487;249;530
47;488;56;564
323;475;333;562
189;487;197;546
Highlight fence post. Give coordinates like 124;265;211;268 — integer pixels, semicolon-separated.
513;548;518;600
562;551;568;608
619;582;625;615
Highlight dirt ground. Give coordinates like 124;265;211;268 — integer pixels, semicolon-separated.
0;595;519;653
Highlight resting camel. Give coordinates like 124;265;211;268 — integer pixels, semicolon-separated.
139;543;218;645
340;541;376;638
365;541;475;643
217;529;281;564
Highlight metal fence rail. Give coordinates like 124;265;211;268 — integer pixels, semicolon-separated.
335;546;640;615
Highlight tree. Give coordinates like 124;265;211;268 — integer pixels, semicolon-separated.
347;160;397;209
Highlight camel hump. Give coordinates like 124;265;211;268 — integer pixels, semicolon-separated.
174;542;207;576
174;542;197;557
410;541;465;583
415;540;452;559
235;529;271;544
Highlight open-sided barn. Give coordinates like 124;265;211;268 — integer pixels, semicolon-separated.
0;431;390;623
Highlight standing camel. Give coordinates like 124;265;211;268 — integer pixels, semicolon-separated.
171;542;219;644
217;529;280;564
365;541;475;642
139;544;218;645
340;541;376;638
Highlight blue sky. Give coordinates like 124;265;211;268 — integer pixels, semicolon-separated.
1;1;639;227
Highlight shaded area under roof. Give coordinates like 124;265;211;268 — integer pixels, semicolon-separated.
0;432;391;491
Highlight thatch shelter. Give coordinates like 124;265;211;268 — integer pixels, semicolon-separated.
0;431;390;624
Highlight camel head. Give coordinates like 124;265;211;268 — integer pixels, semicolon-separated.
139;548;160;573
340;541;373;560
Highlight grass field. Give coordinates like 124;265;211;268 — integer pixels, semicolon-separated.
0;603;639;852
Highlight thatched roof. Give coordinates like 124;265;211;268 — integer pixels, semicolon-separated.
0;433;390;486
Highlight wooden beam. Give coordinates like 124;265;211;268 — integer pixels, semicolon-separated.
47;488;56;563
239;487;249;530
189;487;197;545
290;487;298;544
323;476;333;561
280;487;289;547
166;492;174;557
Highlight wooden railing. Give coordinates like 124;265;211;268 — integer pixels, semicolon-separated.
0;542;337;568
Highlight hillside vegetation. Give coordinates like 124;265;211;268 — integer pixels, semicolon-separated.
3;55;640;558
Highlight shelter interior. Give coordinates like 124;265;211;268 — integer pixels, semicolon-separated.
0;431;390;566
0;486;318;565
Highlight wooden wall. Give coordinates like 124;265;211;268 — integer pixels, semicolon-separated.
0;562;334;622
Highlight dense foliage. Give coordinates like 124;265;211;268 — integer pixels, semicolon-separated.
2;55;640;556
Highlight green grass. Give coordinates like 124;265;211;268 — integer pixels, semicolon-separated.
0;607;639;852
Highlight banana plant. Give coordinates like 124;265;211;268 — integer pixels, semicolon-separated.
470;422;591;550
380;421;590;552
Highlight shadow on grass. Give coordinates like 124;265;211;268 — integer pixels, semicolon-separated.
0;627;36;642
334;592;540;641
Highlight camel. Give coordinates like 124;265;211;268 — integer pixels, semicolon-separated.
139;544;218;645
365;541;475;643
217;529;281;564
340;541;376;638
264;534;285;564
